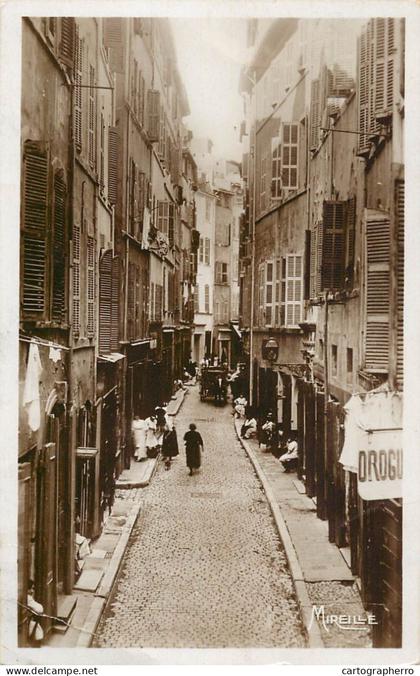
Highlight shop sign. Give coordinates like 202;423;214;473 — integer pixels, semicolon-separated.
357;429;402;500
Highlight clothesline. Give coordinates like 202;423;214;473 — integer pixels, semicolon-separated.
19;335;70;352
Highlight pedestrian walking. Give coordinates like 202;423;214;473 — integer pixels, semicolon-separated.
131;415;148;461
183;423;204;476
162;424;179;470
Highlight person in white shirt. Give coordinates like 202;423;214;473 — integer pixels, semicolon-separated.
241;415;257;439
234;394;247;418
279;437;298;472
132;416;148;461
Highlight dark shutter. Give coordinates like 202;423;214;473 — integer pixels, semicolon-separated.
59;18;75;68
365;209;390;372
108;127;119;205
321;201;346;290
103;18;125;73
22;144;49;317
52;173;66;322
168;202;175;247
127;263;135;340
99;249;112;353
345;196;356;287
395;181;404;389
147;90;160;141
111;256;120;351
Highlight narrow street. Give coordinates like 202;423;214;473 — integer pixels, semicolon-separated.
94;388;306;648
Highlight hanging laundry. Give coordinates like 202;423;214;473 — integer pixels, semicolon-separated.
48;346;62;363
22;341;43;432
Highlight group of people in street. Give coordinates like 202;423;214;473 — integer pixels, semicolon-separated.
131;405;179;470
233;395;298;473
131;403;204;475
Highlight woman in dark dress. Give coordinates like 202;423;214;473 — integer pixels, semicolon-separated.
162;424;179;470
183;423;204;476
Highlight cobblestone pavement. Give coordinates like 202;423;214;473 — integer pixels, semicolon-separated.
94;388;306;648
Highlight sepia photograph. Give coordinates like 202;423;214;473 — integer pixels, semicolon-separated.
1;0;418;666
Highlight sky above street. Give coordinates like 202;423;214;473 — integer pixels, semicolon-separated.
171;18;247;162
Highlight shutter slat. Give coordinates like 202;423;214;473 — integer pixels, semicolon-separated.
111;256;120;351
59;18;75;67
396;180;404;389
99;249;112;353
321;201;346;290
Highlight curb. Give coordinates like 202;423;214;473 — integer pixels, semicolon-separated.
168;387;188;416
234;420;324;649
76;499;143;647
80;389;188;645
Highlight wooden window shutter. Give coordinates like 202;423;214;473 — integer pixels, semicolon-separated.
99;249;112;353
74;33;83;151
137;171;145;240
168;202;175;247
128;158;136;235
108;127;119;205
364;209;390;372
395;181;404;389
59;18;75;68
345;196;356;287
72;225;81;336
51;173;66;323
309;79;320;150
358;30;370;155
99;114;105;192
88;65;96;169
147;90;160;142
86;236;95;337
111;256;120;351
127;263;135;340
321;201;346;290
22;144;49;317
103;18;125;73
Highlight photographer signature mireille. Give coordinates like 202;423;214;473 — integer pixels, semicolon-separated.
309;605;378;632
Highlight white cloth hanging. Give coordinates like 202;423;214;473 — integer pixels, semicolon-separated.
22;341;43;432
48;346;62;363
132;418;148;460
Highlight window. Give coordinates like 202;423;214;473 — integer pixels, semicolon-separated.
108;127;118;205
199;237;204;263
260;154;267;211
147;90;160;141
88;65;96;168
194;285;199;313
310;79;320;150
222;300;229;323
347;347;353;382
204;285;210;313
265;261;273;326
74;34;83;151
279;255;303;327
271;136;282;199
99;114;105;192
158;106;167;159
204;237;210;265
321;201;346;290
215;261;228;284
157;200;169;235
331;344;338;376
51;172;67;323
281;123;298;190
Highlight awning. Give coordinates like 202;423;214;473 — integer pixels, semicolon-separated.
130;338;150;347
98;352;125;363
